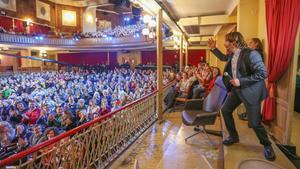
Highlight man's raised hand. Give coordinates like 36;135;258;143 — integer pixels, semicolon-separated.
207;38;216;49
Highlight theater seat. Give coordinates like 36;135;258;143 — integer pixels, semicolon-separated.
181;76;227;148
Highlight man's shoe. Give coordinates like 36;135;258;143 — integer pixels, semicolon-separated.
264;146;276;161
223;137;239;146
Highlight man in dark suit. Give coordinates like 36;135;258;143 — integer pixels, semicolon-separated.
208;32;276;161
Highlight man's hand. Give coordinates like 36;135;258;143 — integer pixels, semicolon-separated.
207;38;216;49
230;78;240;87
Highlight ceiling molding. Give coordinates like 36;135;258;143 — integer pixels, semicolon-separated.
213;25;223;35
178;14;237;26
96;9;120;15
226;0;238;16
188;34;214;37
188;36;212;42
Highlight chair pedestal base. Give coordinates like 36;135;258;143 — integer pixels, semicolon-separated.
185;126;220;149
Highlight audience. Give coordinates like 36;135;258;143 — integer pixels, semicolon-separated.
81;23;145;38
0;66;173;160
164;62;221;111
0;23;146;39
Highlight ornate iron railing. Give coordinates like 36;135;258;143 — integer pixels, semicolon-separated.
0;81;175;169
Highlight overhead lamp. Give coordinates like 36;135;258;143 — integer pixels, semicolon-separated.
2;47;9;50
143;15;151;24
148;19;156;28
25;18;32;24
40;49;47;57
149;32;155;39
142;28;150;35
86;14;94;23
173;36;179;43
133;33;140;38
173;44;179;50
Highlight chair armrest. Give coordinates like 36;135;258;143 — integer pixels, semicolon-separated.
183;98;204;110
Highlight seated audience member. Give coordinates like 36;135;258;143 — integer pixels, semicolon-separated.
16;102;28;115
47;113;61;128
87;100;99;118
0;66;172;154
62;112;76;131
28;125;45;146
23;101;41;125
206;67;221;93
178;72;191;97
99;99;111;116
164;73;181;110
0;122;17;160
43;127;59;141
8;106;22;127
77;111;88;126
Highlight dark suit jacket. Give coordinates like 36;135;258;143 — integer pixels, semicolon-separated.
211;48;268;105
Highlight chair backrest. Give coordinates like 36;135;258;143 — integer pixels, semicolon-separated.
202;76;227;112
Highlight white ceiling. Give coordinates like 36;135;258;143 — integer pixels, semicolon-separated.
161;0;236;19
199;25;218;35
158;0;237;45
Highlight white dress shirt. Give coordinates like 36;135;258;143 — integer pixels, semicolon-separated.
231;48;241;79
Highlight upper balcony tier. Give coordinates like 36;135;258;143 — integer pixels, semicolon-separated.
0;33;173;51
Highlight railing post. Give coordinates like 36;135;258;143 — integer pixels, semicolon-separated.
185;39;189;66
156;8;163;121
180;34;183;72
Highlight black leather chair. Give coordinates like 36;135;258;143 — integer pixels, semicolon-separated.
182;76;227;148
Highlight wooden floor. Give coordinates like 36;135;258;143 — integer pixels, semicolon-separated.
223;113;297;169
116;111;223;169
114;111;297;169
291;112;300;156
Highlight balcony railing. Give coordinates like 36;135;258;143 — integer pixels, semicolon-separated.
0;81;175;169
0;33;150;47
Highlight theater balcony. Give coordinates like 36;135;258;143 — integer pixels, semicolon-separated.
0;33;174;51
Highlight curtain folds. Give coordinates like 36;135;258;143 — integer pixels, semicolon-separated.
262;0;300;122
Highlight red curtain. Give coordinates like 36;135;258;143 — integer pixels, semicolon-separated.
140;50;205;66
108;52;118;69
262;0;300;122
188;50;206;66
30;24;51;34
58;52;109;65
14;19;25;33
0;16;13;30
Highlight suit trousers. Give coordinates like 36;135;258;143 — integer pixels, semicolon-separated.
221;90;271;146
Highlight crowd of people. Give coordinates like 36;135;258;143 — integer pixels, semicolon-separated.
0;22;145;39
81;23;145;38
0;66;174;160
164;61;221;111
